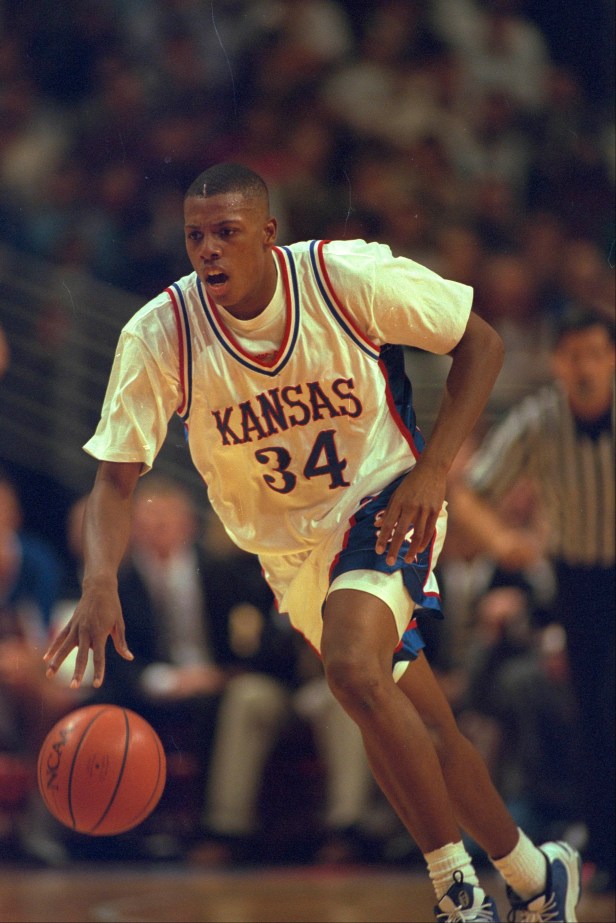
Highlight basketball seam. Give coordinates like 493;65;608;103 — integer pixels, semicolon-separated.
67;706;114;829
90;708;131;834
109;730;166;834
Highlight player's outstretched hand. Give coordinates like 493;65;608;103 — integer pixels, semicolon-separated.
44;583;133;689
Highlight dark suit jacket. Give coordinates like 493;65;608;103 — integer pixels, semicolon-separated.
97;544;299;709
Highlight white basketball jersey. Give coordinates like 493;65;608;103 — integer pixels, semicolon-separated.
86;238;472;564
85;238;471;646
166;240;421;555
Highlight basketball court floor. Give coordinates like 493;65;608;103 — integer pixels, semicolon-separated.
0;863;613;923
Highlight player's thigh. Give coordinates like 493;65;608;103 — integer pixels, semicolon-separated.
322;587;399;671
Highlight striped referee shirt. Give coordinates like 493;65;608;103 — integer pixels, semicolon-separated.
466;383;615;568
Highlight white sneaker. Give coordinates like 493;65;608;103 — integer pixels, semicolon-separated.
435;870;501;921
506;840;581;922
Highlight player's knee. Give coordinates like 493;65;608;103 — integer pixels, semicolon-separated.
323;651;390;717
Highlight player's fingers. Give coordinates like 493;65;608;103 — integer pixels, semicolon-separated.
384;511;417;564
404;511;435;561
111;623;134;662
84;639;105;690
43;623;71;663
374;503;404;555
44;629;78;678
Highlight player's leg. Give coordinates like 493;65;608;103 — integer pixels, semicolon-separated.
398;651;519;857
321;588;499;920
399;650;582;921
322;588;459;850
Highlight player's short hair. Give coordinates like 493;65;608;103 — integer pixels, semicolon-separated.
185;163;270;210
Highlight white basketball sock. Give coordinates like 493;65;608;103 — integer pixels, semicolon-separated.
425;840;479;902
491;828;547;900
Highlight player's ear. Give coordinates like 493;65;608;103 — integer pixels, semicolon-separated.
264;217;277;245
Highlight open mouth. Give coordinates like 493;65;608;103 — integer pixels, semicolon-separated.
206;272;228;288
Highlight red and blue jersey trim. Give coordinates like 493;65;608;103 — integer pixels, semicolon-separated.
309;239;381;360
166;283;192;420
196;247;300;377
309;239;422;459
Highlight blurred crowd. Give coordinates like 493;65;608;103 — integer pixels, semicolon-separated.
0;0;614;886
0;0;613;424
0;2;613;308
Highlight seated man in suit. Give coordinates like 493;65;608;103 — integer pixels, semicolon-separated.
90;474;295;850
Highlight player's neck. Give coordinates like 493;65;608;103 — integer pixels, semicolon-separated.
222;256;278;321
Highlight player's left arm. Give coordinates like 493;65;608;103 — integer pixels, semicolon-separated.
376;313;504;564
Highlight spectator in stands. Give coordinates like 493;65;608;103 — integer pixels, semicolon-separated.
473;252;552;412
0;468;63;635
432;0;551;117
452;305;615;893
88;475;295;853
195;513;377;866
460;601;579;849
0;469;83;866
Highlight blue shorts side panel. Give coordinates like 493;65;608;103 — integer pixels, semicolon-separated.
394;625;425;664
329;474;443;618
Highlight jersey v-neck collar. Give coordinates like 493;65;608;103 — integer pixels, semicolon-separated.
197;247;300;377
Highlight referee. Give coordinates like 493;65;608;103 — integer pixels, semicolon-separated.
452;305;615;894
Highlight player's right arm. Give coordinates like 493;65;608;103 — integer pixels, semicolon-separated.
44;460;142;689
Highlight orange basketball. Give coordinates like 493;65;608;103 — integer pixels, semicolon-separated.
37;704;166;836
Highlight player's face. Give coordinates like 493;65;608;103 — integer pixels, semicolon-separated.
552;325;615;419
184;192;278;320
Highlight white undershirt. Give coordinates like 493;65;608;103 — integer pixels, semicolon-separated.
217;259;284;360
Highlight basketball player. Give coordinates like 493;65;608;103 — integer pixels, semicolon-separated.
44;163;580;922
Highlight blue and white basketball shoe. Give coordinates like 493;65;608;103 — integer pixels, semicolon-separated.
506;841;582;922
434;870;501;921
